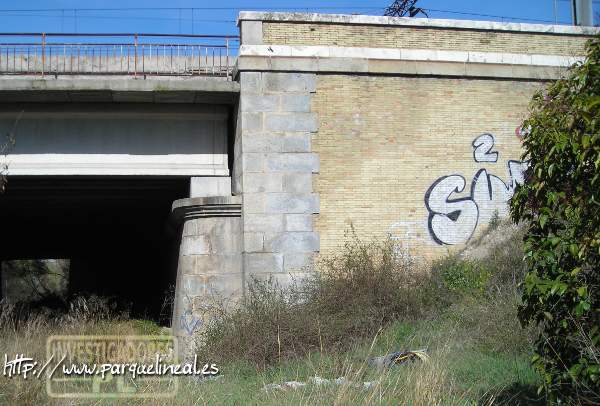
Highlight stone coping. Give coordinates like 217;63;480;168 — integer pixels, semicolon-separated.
239;45;582;67
238;11;600;36
234;44;580;80
172;196;242;222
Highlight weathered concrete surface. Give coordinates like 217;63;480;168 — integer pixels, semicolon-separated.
171;196;243;357
0;76;239;103
190;177;232;198
236;54;568;80
235;45;580;80
0;104;229;176
241;20;263;45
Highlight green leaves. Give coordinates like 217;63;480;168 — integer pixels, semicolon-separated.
539;214;548;229
574;301;591;317
585;95;600;109
569;243;579;258
509;34;600;403
582;134;591;149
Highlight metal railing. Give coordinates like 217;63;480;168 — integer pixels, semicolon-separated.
0;33;238;79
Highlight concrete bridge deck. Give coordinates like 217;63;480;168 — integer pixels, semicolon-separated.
0;75;239;103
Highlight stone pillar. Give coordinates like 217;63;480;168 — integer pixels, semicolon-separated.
234;71;320;287
170;196;243;356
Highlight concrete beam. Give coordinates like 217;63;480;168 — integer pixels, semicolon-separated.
0;76;240;104
0;103;230;176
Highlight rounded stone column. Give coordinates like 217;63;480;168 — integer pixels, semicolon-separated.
170;196;242;356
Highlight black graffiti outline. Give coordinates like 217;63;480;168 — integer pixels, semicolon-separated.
474;160;528;196
472;133;499;163
424;174;480;246
471;168;512;201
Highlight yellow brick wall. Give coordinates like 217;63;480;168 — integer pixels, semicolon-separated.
312;75;543;259
264;22;591;55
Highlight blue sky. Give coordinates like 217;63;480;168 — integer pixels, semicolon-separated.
0;0;592;36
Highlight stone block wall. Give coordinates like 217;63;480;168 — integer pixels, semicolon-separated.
235;71;320;285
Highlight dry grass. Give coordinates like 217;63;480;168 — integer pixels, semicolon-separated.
0;291;539;406
0;303;472;406
0;221;544;405
199;223;533;369
197;237;453;367
0;297;140;405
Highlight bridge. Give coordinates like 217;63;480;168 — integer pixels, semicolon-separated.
0;13;597;354
0;33;239;334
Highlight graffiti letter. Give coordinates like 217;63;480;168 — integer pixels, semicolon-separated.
472;169;512;225
472;133;499;163
425;175;478;245
507;160;528;189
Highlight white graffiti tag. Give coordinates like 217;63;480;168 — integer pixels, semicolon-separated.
425;175;479;245
472;133;499;163
425;134;528;246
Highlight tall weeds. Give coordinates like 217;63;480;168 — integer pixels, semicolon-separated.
199;222;536;370
200;237;451;367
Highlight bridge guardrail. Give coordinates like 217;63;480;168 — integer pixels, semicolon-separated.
0;33;238;79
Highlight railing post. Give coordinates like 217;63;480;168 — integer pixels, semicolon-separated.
41;33;46;77
226;38;230;80
134;34;138;77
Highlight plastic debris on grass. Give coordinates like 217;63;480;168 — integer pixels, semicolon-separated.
263;376;379;392
368;349;429;370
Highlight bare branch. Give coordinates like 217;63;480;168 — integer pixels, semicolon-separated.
0;111;24;194
384;0;428;18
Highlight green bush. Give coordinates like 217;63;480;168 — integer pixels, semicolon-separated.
510;35;600;402
434;257;490;296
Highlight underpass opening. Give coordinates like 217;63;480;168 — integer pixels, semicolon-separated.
0;176;189;324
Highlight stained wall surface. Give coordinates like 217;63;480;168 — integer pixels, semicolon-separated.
263;22;589;55
312;75;540;258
